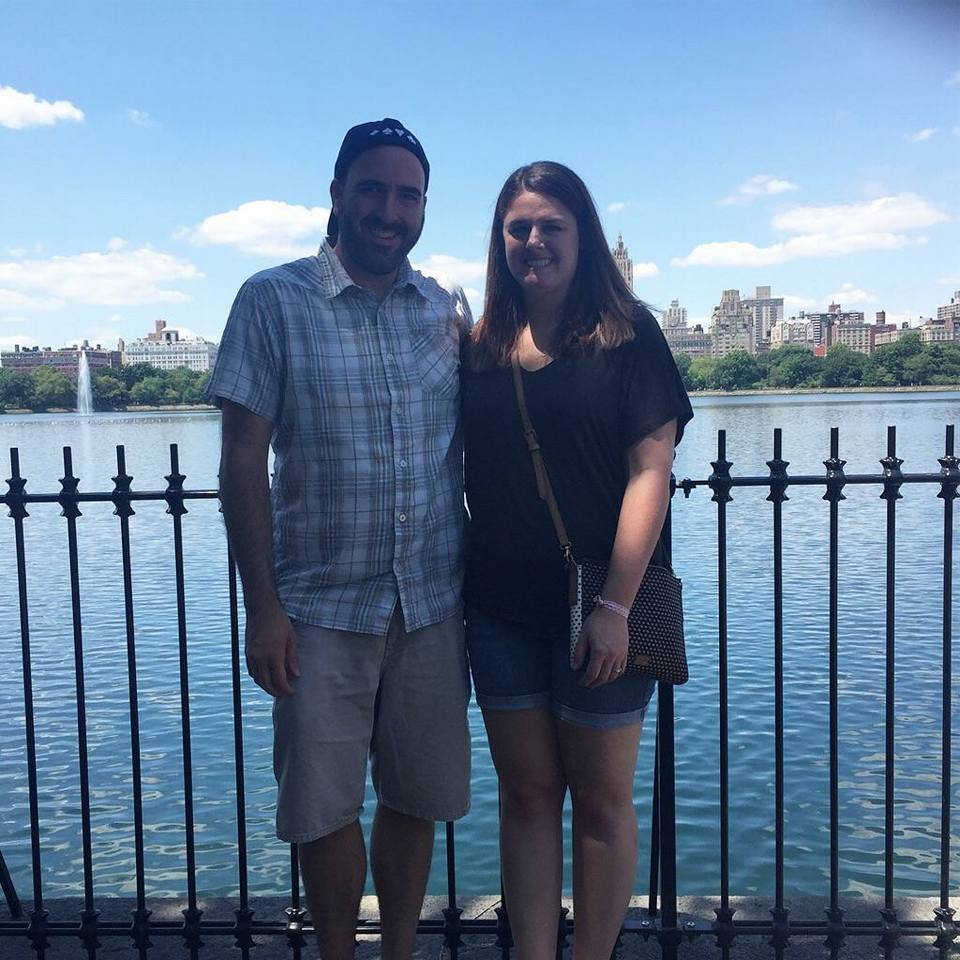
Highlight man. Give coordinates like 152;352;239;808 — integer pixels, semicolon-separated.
207;118;471;960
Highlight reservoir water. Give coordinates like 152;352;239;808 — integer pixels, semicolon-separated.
1;391;958;901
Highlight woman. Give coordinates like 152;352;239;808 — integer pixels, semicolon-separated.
462;161;693;960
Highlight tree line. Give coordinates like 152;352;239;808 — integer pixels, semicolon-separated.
3;333;959;412
0;363;212;412
674;333;960;391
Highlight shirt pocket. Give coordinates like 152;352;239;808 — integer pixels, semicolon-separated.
411;321;459;397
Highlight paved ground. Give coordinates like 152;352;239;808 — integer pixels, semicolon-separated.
2;895;957;958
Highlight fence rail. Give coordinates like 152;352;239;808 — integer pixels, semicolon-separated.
0;426;957;958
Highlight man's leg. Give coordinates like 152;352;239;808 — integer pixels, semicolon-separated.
299;821;367;960
370;805;435;960
273;620;387;959
371;610;471;960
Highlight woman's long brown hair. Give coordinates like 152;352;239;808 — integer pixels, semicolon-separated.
471;161;640;369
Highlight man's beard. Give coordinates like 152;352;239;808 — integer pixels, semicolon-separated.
337;210;423;277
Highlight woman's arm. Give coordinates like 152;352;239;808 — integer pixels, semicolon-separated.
571;418;678;687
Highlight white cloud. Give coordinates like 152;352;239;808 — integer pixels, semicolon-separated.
938;276;960;285
904;127;939;143
827;282;877;305
674;193;947;268
946;71;960;87
0;85;84;129
607;202;627;213
414;254;485;288
672;233;912;268
78;331;121;349
127;108;158;127
6;244;44;258
783;294;818;310
772;194;945;235
633;261;659;278
0;244;203;307
0;288;64;312
0;335;39;351
179;200;329;258
165;324;202;340
718;174;799;206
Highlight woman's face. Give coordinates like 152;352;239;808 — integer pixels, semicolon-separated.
501;190;579;306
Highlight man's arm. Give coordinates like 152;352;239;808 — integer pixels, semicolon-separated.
219;398;299;697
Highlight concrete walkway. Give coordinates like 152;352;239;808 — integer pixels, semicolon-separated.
2;894;957;958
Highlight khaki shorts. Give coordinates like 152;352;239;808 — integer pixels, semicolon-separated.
272;607;471;843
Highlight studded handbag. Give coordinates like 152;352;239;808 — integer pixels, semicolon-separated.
510;355;688;684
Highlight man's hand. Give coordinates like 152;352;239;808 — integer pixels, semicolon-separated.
570;606;628;687
245;602;300;697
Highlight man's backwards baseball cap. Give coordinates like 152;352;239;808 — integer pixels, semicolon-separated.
327;118;429;242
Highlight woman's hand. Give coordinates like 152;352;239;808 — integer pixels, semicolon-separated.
571;606;629;687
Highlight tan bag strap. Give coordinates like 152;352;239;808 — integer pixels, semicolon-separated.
510;353;575;567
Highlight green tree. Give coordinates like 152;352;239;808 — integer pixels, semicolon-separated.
765;346;822;388
713;351;760;391
92;371;129;410
902;352;932;385
180;370;211;405
129;376;165;405
672;351;693;391
821;344;868;388
861;356;897;387
31;366;76;409
120;362;162;389
687;356;717;390
0;369;36;410
870;333;923;385
924;343;960;385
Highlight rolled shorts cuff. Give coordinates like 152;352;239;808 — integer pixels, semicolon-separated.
378;796;472;823
474;690;552;712
278;808;362;845
553;700;650;730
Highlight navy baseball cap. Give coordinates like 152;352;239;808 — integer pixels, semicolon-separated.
327;118;429;242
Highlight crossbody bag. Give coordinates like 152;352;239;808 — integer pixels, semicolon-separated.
510;354;688;684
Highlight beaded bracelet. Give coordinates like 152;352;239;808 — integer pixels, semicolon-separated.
593;595;630;619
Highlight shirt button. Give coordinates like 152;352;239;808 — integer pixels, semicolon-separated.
385;353;394;362
399;459;407;468
398;513;407;523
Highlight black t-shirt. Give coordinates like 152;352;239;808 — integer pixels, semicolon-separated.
462;307;694;629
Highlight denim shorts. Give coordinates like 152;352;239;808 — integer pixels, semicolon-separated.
465;606;656;729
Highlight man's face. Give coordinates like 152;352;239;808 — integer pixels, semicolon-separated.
330;146;426;278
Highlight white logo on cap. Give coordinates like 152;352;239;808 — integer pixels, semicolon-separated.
367;126;417;146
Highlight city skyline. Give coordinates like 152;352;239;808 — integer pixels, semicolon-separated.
1;1;957;351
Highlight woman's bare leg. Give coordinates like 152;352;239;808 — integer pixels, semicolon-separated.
559;720;643;960
483;707;567;960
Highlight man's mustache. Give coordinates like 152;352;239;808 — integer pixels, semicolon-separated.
361;217;408;236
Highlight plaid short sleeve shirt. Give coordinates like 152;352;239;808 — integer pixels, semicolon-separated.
207;242;471;636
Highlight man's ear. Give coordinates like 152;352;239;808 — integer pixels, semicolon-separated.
329;178;342;212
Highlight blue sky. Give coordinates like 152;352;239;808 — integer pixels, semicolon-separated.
1;0;957;351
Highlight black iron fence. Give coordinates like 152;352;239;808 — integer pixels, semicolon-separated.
0;426;956;958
